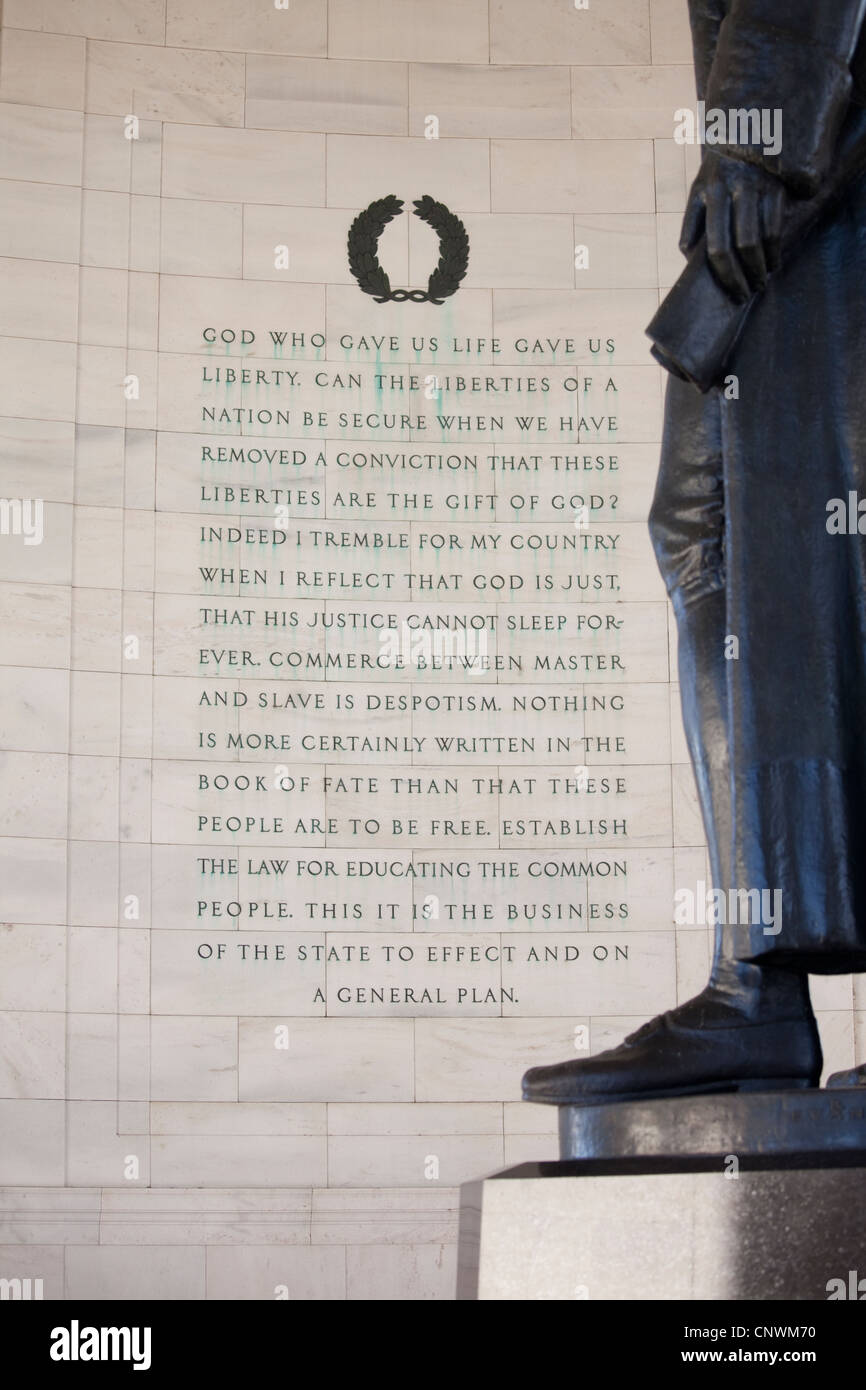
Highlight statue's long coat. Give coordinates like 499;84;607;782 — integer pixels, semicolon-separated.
653;0;866;970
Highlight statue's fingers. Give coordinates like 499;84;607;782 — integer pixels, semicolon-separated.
679;188;706;256
705;183;751;302
732;188;768;291
760;183;785;273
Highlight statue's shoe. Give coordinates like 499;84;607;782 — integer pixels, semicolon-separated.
522;1005;822;1105
826;1063;866;1088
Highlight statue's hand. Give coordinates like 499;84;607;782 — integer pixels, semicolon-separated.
679;151;786;302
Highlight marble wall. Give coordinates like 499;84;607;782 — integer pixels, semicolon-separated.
0;0;860;1301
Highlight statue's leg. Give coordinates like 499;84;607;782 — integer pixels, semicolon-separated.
674;590;811;1020
522;377;821;1104
656;379;810;1021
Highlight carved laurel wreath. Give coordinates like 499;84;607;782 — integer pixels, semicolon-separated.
347;194;469;304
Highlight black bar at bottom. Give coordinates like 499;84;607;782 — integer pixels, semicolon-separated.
4;1298;863;1374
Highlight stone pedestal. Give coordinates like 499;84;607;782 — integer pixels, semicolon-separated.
557;1085;866;1161
458;1089;866;1300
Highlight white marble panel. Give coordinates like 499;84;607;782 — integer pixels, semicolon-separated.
0;666;69;751
493;139;655;215
650;0;695;64
98;1187;312;1244
571;214;659;290
0;257;78;340
166;0;327;56
163;124;325;204
67;1013;118;1100
77;267;158;350
239;1018;414;1101
150;1015;237;1102
0;925;65;1012
66;1245;204;1299
0;1010;65;1099
311;1186;458;1245
654;136;691;213
151;1102;326;1135
68;927;117;1013
247;54;407;135
329;0;489;64
0;753;68;838
329;1102;501;1136
0;180;81;262
572;65;695;139
152;1135;327;1186
0;29;85;109
327;135;491;213
86;40;245;126
0;838;66;925
5;0;167;43
0;336;76;421
345;1243;457;1299
160;199;243;278
329;1134;503;1187
83;113;161;195
0;103;83;185
409;63;571;140
0;1101;65;1183
410;214;575;293
206;1245;345;1299
491;0;651;65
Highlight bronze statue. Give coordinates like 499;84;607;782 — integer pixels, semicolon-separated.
525;0;866;1105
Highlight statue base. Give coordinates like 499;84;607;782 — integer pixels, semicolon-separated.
557;1084;866;1161
458;1088;866;1300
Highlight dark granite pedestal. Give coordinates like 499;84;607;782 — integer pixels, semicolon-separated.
458;1088;866;1300
557;1085;866;1162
